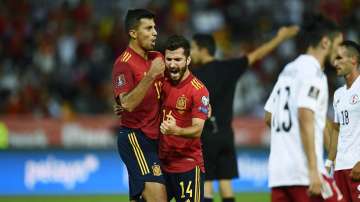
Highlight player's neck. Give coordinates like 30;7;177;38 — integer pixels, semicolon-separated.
180;69;190;83
201;55;214;64
345;71;360;89
129;41;148;59
306;47;326;70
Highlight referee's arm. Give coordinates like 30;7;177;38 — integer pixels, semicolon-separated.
247;25;299;65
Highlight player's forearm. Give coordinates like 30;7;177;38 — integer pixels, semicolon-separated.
299;108;318;172
247;35;283;65
328;123;339;161
120;74;156;112
174;124;203;138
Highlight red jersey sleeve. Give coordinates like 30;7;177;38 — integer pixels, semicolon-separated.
148;51;164;60
112;61;134;97
191;87;210;120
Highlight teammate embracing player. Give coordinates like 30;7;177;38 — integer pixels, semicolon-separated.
112;9;167;202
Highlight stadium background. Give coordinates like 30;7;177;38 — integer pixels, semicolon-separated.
0;0;359;201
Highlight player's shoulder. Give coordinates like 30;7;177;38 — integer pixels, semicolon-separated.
189;75;208;92
294;55;323;78
114;50;135;67
148;51;164;60
334;85;346;98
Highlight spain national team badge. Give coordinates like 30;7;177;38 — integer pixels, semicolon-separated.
152;164;162;176
117;74;126;87
176;95;187;110
350;94;359;105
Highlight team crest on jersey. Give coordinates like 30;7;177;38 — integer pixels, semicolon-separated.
350;94;359;105
152;164;162;176
117;74;126;87
176;95;187;111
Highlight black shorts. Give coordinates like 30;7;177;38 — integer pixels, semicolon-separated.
116;127;165;200
164;166;204;202
201;132;238;180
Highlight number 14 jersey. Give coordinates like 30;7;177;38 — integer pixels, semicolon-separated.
264;55;328;187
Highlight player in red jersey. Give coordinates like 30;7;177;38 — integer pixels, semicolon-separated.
111;9;167;202
159;35;210;202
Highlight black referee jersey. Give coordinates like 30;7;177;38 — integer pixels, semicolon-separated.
192;57;249;140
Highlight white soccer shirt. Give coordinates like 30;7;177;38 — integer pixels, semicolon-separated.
333;76;360;171
264;55;328;187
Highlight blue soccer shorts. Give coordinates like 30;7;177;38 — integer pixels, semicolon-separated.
164;166;205;202
116;127;165;200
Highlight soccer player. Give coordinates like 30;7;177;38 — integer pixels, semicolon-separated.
325;40;360;202
159;35;210;202
190;26;299;202
111;9;167;202
264;15;344;202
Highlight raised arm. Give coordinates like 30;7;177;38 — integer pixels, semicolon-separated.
247;25;299;65
117;58;164;112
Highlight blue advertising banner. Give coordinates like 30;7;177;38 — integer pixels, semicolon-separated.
0;149;269;195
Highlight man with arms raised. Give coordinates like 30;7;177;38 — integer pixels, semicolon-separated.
112;9;166;202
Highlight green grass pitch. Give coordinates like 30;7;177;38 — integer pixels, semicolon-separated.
0;192;269;202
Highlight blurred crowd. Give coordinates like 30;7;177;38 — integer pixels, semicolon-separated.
0;0;359;118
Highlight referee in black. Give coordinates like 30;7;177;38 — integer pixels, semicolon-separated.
190;26;299;202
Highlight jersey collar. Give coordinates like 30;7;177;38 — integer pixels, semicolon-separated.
126;46;148;62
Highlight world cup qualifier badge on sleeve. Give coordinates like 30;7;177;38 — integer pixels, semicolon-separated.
198;96;209;115
117;74;126;87
308;86;320;99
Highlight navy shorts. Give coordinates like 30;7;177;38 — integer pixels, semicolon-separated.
116;127;165;200
165;166;204;202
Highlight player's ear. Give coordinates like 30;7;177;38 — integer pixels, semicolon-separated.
186;56;191;66
320;36;330;50
129;29;137;40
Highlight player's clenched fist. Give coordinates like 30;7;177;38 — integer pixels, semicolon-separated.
148;57;165;78
308;170;322;196
160;115;179;135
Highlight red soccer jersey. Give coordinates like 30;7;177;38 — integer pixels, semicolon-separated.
159;73;210;173
112;47;164;139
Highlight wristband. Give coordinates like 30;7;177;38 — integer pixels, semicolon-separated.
325;159;334;167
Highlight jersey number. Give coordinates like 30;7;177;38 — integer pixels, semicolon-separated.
272;86;292;132
154;81;162;99
179;181;193;198
162;109;173;122
340;110;349;125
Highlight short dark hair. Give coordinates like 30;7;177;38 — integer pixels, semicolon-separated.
341;40;360;63
192;34;216;56
300;14;341;48
164;35;190;57
125;9;155;33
